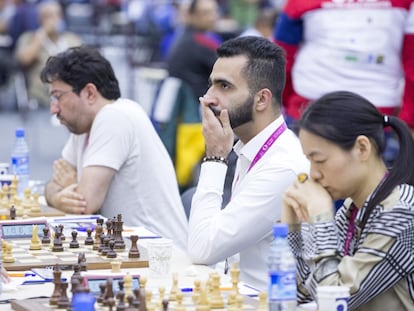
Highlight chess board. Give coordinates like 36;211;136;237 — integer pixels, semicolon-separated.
3;237;148;271
0;204;65;219
10;292;259;310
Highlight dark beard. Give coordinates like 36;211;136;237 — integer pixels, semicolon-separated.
228;95;254;129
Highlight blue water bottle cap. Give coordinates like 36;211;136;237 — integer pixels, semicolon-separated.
15;128;25;138
272;223;288;238
72;292;96;311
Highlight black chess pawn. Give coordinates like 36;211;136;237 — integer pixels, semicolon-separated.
101;236;110;256
70;230;80;248
52;227;64;252
9;205;16;220
57;282;70;309
58;224;65;240
42;227;51;244
78;252;88;272
84;228;94;246
97;282;106;304
128;235;140;258
107;240;117;259
132;288;141;308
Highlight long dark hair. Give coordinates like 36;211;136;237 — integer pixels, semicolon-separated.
299;91;414;230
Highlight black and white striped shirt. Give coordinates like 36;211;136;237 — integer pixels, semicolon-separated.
289;184;414;311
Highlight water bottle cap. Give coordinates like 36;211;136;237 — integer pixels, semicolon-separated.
72;292;96;310
15;128;25;138
272;223;288;238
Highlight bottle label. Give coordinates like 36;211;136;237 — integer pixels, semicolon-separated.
11;155;29;175
269;270;296;301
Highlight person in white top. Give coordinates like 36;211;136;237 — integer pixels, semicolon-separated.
41;46;188;251
188;36;310;290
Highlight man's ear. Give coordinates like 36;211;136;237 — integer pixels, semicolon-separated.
255;88;272;112
83;83;98;103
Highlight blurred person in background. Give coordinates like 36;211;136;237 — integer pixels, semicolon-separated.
15;0;81;109
166;0;221;102
7;0;38;50
274;1;414;166
239;7;278;40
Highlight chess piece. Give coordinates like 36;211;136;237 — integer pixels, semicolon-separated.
58;282;70;309
93;219;103;250
50;265;62;305
103;278;114;307
52;226;64;252
192;279;201;303
195;283;210;311
30;192;41;213
124;272;133;298
3;241;15;263
128;235;140;258
257;292;269;311
70;230;80;248
107;239;117;258
158;286;166;309
85;227;94;245
29;224;42;250
111;260;122;273
230;262;240;296
22;188;32;211
175;291;186;311
209;273;224;308
42;227;51;244
139;275;147;291
97;282;106;304
58;224;65;241
78;252;88;271
9;205;16;220
114;214;126;250
169;272;179;301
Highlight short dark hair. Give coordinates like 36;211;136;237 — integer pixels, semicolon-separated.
40;45;121;100
216;36;286;109
299;90;414;230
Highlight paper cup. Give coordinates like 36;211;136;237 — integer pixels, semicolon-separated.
317;286;350;311
147;238;173;276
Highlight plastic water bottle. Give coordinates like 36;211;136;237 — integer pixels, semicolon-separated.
268;223;297;311
11;128;30;195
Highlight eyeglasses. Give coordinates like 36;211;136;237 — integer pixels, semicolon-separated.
50;89;73;105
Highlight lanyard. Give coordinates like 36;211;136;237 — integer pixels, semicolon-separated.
247;122;287;173
343;205;358;256
234;122;287;187
343;172;389;256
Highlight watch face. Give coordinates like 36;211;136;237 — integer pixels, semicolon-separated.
1;223;47;238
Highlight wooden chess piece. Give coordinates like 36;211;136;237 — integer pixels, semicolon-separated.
50;265;62;306
128;235;140;258
78;252;88;271
85;227;94;245
111;260;121;273
93;220;103;250
103;278;114;307
97;283;106;304
30;192;41;213
3;242;15;263
58;224;65;241
192;279;201;304
257;292;269;311
107;239;117;258
114;214;126;250
124;272;133;298
9;205;16;220
230;262;240;296
29;224;42;250
42;226;51;244
209;273;224;308
70;230;80;248
195;283;210;311
175;291;186;311
169;272;178;301
52;226;64;252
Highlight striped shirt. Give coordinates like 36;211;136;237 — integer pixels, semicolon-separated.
289;184;414;311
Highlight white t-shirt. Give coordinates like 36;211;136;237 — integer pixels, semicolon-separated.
62;98;188;250
188;116;310;290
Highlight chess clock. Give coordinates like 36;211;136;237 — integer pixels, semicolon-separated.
0;219;48;239
82;274;141;296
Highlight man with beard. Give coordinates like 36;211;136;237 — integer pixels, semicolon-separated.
187;36;310;290
41;46;188;251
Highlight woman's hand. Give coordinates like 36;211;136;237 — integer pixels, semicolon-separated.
282;174;333;224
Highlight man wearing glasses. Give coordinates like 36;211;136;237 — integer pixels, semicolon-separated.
40;46;188;251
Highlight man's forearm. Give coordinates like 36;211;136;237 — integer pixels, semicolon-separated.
44;180;62;208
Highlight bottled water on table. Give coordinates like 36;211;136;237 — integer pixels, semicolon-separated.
268;223;297;311
11;128;30;195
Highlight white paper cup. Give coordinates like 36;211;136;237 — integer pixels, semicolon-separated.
147;238;173;276
317;286;350;311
